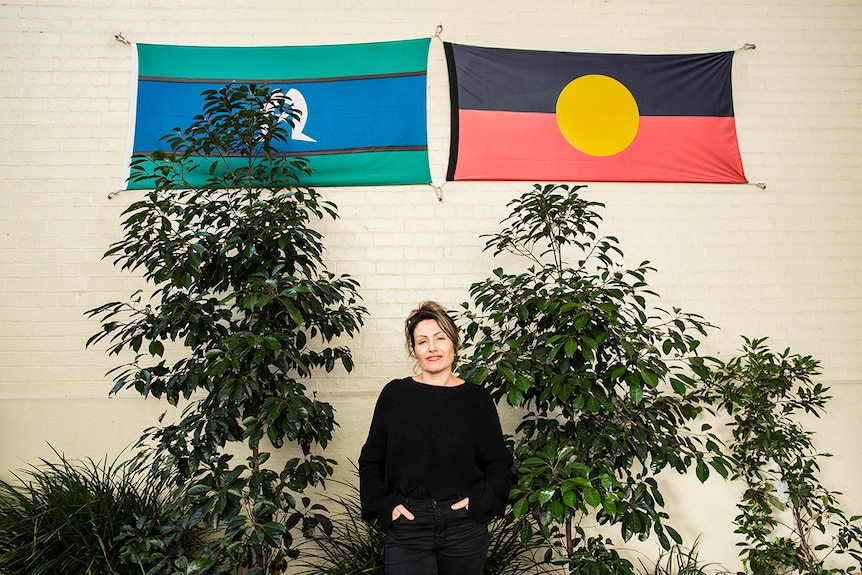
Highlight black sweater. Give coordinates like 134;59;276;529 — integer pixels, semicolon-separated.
358;377;513;527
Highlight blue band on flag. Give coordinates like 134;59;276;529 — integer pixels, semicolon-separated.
133;75;428;155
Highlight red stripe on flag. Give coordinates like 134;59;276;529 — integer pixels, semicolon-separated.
452;110;746;183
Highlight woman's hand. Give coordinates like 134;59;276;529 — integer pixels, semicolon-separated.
392;503;415;522
450;497;470;511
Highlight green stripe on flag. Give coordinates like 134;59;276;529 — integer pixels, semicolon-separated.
305;151;432;186
137;38;432;81
127;150;431;190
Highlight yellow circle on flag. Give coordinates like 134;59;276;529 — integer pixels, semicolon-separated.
556;74;640;157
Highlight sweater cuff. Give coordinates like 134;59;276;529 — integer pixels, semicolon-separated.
467;481;506;523
369;494;401;528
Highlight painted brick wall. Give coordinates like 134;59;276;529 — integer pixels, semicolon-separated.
1;0;860;570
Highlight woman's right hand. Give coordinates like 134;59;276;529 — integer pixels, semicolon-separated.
392;503;415;522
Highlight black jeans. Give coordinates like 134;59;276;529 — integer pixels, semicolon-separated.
385;496;490;575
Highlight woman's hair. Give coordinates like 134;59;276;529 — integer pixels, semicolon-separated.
404;301;460;357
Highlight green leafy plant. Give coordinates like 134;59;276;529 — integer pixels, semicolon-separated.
296;469;552;575
0;448;205;575
458;184;730;574
86;83;367;574
701;336;862;575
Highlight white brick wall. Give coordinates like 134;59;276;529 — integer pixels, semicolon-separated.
1;0;861;570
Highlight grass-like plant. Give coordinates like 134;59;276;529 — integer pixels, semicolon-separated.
483;512;556;575
0;447;203;575
294;475;385;575
637;538;730;575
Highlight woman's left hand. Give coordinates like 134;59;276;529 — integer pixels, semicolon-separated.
450;497;469;511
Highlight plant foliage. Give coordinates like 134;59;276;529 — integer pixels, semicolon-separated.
0;448;205;575
459;184;730;574
700;336;862;575
86;83;367;574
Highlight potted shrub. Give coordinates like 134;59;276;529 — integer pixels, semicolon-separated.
698;337;862;575
459;184;730;574
87;83;366;574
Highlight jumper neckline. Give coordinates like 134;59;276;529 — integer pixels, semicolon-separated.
409;376;466;389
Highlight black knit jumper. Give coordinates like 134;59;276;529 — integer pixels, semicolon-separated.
359;377;513;528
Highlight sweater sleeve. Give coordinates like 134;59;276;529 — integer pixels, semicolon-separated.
466;391;514;523
358;383;400;527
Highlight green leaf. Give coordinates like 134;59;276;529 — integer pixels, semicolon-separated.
471;367;489;385
188;557;215;574
584;486;601;508
513;497;530;518
669;376;687;395
642;371;659;388
709;458;729;478
284;300;304;325
148;340;164;357
508;386;525;407
263;336;282;352
695;459;709;482
629;383;644;405
666;525;683;545
499;364;516;383
574;313;589;331
549;500;565;520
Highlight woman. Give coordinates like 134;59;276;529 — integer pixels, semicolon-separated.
359;301;513;575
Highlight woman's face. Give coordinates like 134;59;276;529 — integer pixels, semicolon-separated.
412;319;456;375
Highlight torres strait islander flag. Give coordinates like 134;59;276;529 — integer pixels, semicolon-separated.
444;43;746;183
126;39;432;188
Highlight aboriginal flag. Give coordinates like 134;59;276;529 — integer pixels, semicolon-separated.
126;39;432;189
445;43;746;183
